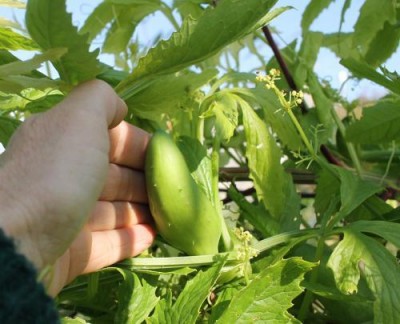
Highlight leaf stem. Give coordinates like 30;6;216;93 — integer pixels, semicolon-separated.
115;229;320;270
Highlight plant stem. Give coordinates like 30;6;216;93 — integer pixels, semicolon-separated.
330;107;363;176
297;235;326;321
212;139;233;251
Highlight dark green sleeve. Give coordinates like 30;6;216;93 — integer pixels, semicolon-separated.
0;229;60;324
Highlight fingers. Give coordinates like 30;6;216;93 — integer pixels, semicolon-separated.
61;79;127;129
82;225;155;274
88;201;152;231
99;163;147;203
108;121;150;170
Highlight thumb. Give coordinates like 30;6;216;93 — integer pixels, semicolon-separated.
62;79;127;129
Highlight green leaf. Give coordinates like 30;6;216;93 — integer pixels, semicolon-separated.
116;0;281;97
353;0;397;53
346;100;400;144
295;32;323;86
334;167;382;223
339;0;352;32
0;115;20;146
364;18;400;67
227;185;279;237
0;27;38;50
0;48;66;78
217;257;315;323
26;0;101;84
350;220;400;248
81;1;161;54
126;69;217;118
341;58;400;95
306;68;334;136
314;168;340;217
204;91;239;143
171;256;226;324
322;33;359;60
0;0;25;8
149;256;226;324
328;229;400;323
177;135;214;205
301;0;333;33
0;75;60;93
61;317;88;324
115;270;159;324
239;97;297;221
24;94;64;114
233;87;303;151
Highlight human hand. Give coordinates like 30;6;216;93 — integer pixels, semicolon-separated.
0;80;155;296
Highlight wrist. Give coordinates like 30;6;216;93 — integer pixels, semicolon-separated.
0;165;44;271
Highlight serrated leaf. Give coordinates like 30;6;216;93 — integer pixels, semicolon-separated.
341;58;400;95
322;32;359;60
346;100;400;144
149;256;226;324
328;229;400;323
217;257;315;323
295;31;323;86
364;18;400;67
115;270;159;324
116;0;281;97
171;256;226;324
82;1;160;54
26;0;101;84
339;0;352;32
0;27;38;50
353;0;396;53
301;0;333;33
239;97;300;225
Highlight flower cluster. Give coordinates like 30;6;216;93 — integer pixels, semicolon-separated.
256;69;304;110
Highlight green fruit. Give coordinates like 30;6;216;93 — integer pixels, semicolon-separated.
145;130;221;255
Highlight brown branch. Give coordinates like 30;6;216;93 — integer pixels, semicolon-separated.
261;25;344;167
261;26;307;114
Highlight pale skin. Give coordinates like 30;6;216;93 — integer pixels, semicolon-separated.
0;80;156;296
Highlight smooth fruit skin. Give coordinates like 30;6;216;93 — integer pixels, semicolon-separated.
145;130;221;255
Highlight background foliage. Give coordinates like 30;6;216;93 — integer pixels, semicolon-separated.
1;0;400;323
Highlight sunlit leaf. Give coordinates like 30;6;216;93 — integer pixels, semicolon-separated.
328;229;400;323
217;258;315;323
116;0;283;98
301;0;333;33
26;0;101;84
0;27;38;50
346;100;400;144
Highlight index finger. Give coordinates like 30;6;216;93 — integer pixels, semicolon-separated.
108;121;150;170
